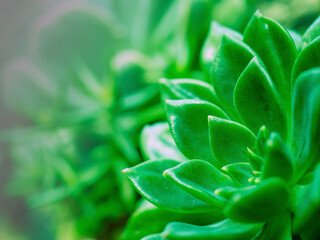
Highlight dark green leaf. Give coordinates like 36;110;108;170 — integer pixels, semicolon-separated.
243;11;297;114
255;125;270;156
225;177;290;223
234;57;287;138
211;35;255;120
259;211;292;240
262;132;293;183
208;116;256;166
166;100;228;166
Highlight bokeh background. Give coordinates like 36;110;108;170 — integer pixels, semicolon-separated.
0;0;319;239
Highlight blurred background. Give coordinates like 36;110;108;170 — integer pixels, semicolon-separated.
0;0;319;239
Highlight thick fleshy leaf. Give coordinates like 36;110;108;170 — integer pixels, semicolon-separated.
243;11;297;114
225;177;289;223
221;163;254;187
201;21;242;76
142;234;164;240
122;200;223;240
123;159;214;213
163;160;236;206
166;100;228;166
159;78;219;105
208;116;256;166
262;132;293;183
259;211;292;240
247;148;264;174
301;15;320;49
211;35;255;119
292;37;320;84
161;219;263;240
291;68;320;181
288;29;302;49
140;122;187;161
294;163;320;240
255;125;270;156
234;57;287;138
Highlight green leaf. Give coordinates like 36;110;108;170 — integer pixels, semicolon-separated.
234;57;287;138
255;125;270;156
208;116;256;166
262;132;293;183
164;160;236;206
123;199;224;240
123;159;214;213
292;37;320;84
166;100;228;166
301;15;320;49
142;234;165;240
225;177;290;223
221;163;254;187
288;29;302;49
247;148;264;174
243;11;297;114
140;122;187;161
291;68;320;181
211;35;255;120
259;211;292;240
161;219;263;240
201;21;242;77
159;78;219;105
294;163;320;240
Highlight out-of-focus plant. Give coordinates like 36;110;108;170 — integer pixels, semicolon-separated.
123;12;320;240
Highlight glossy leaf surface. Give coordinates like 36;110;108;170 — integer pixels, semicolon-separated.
243;11;297;114
164;160;235;206
208;116;256;166
225;178;289;223
160;78;219;104
201;21;242;76
166;100;228;165
301;15;320;48
291;68;320;180
161;219;263;240
211;35;255;119
140;122;187;161
292;37;320;83
123;159;214;213
234;57;286;138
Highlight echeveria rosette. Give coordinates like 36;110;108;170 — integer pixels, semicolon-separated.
123;12;320;240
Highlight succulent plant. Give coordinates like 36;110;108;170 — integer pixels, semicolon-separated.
123;12;320;240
